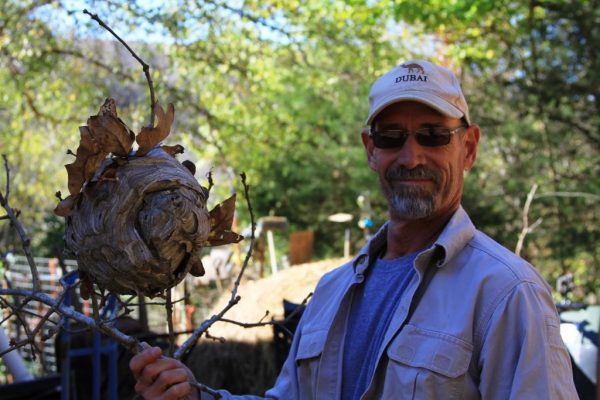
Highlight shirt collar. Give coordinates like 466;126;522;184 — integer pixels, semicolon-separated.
352;206;475;273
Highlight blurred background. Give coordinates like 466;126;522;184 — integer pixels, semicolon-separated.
0;0;598;397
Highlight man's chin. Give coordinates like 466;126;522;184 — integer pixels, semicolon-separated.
389;195;436;220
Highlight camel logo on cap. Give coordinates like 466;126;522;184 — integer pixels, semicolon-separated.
395;63;427;83
401;63;425;74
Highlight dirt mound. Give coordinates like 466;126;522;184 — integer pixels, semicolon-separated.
206;258;349;342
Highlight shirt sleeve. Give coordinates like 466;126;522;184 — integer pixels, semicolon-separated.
477;281;578;399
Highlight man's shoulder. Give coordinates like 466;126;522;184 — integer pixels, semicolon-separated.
315;258;355;289
298;259;356;330
306;258;361;306
462;230;548;286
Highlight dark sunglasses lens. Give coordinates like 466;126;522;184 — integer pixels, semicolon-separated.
415;133;452;147
372;133;408;149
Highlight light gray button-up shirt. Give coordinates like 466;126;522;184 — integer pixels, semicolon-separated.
203;207;578;399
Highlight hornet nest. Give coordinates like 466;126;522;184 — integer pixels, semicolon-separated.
55;99;242;298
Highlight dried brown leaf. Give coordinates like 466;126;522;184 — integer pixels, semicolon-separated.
189;258;205;277
136;102;175;156
206;194;244;246
63;126;108;196
65;160;86;196
182;160;196;176
78;126;107;181
98;98;118;117
208;231;244;246
54;195;77;217
161;144;184;157
84;153;108;181
78;126;99;157
87;115;134;157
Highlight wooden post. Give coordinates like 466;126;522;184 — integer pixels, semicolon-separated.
267;230;277;274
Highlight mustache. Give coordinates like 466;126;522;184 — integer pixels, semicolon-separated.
385;165;440;183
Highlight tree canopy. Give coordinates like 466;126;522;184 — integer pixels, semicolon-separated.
1;0;597;297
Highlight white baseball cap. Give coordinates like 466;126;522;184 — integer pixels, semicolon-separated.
366;60;471;126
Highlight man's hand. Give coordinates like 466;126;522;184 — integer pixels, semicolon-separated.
129;344;199;400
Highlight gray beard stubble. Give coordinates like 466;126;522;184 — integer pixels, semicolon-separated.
384;165;440;219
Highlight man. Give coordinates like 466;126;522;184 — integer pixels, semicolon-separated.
130;60;578;399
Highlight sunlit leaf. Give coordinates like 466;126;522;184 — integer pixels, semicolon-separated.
87;114;134;157
136;102;175;156
206;194;244;246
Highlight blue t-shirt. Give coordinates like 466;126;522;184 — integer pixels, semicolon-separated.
341;252;417;400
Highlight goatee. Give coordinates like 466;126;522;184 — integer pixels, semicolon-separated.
383;165;440;220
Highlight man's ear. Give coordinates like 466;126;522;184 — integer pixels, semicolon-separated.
462;124;480;171
361;128;377;171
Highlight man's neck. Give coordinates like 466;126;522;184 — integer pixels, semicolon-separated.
382;209;456;260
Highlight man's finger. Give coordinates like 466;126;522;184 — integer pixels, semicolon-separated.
129;346;162;377
142;367;190;399
140;341;152;350
161;381;193;400
140;357;185;386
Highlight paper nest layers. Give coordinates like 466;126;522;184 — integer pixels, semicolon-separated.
55;99;242;297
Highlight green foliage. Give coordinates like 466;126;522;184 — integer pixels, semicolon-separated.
397;0;599;294
0;0;597;296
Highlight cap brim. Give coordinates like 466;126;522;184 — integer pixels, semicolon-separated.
366;91;464;125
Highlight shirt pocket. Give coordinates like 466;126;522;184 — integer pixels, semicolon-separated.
295;329;328;400
383;324;473;400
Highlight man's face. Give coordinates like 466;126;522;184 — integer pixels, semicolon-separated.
362;101;479;221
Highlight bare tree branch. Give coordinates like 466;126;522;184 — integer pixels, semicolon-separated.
174;172;256;360
166;289;175;356
3;155;9;201
0;156;41;292
0;288;140;354
219;292;313;337
516;183;539;257
83;9;156;127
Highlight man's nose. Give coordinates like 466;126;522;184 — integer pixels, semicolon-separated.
394;135;425;169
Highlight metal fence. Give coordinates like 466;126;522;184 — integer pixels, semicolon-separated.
2;255;78;377
1;254;193;380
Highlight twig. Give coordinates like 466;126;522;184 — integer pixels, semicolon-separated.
0;156;41;291
0;289;67;359
0;337;33;358
204;330;226;343
515;183;539;256
126;296;188;307
3;155;9;202
206;170;214;193
0;282;38;358
230;173;256;301
90;288;102;323
219;292;313;336
191;381;222;399
166;289;175;356
83;9;156;127
24;289;69;351
258;310;270;324
173;295;241;360
0;288;140;353
0;299;60;326
173;172;256;360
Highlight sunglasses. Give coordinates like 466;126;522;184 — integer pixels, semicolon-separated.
369;126;467;149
